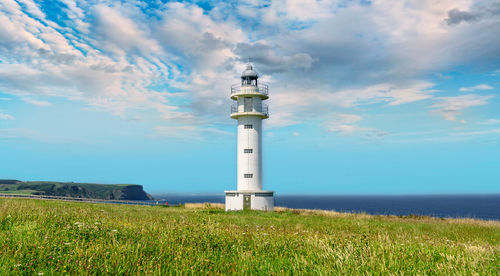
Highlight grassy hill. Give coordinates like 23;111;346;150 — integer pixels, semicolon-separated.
0;180;152;200
0;198;498;274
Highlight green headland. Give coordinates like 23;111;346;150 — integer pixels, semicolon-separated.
0;198;498;274
0;179;152;200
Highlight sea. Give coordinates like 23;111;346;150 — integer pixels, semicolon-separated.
151;194;500;221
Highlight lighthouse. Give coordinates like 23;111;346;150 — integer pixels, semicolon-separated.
225;63;274;211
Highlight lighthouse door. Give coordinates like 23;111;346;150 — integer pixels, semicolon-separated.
243;194;251;210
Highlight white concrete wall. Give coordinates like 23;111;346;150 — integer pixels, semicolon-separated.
237;115;262;191
225;192;274;211
251;194;274;211
225;193;243;211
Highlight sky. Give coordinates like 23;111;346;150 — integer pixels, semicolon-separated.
0;0;499;195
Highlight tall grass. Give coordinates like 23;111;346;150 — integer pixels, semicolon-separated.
0;198;499;274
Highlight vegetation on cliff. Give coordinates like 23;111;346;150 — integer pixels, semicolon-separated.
0;180;152;200
0;198;498;274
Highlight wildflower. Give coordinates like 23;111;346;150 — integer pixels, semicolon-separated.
38;273;44;275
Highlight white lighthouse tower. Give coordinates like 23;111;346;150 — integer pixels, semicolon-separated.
225;62;274;211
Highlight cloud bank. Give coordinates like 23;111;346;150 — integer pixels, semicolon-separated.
0;0;499;137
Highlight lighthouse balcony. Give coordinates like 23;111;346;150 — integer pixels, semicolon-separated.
230;84;269;100
230;103;269;119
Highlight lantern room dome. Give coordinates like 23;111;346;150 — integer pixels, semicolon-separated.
241;63;258;78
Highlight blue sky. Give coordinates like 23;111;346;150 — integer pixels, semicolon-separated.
0;0;499;194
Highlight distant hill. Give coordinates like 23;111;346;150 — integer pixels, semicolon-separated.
0;180;153;200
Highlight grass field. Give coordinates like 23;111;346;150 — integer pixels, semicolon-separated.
0;198;499;275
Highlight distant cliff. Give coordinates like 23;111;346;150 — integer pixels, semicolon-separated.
0;180;153;200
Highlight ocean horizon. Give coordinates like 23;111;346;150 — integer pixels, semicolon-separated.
151;194;500;221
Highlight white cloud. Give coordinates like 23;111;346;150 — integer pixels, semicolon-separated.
234;42;315;73
0;128;36;139
459;84;494;92
431;94;494;121
451;128;500;136
152;125;232;140
324;113;388;137
266;110;298;128
92;4;161;56
479;119;500;125
387;128;500;144
0;113;14;120
0;0;190;122
0;127;106;143
292;132;300;136
268;81;436;128
22;98;51;107
334;82;437;107
336;114;363;124
0;0;498;139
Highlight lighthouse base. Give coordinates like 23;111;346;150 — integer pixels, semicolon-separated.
224;190;274;211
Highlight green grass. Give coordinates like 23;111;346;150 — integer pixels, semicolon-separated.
1;198;499;275
0;190;38;195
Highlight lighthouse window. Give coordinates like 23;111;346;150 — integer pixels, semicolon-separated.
244;124;253;129
244;149;253;153
244;97;253;112
244;174;253;178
